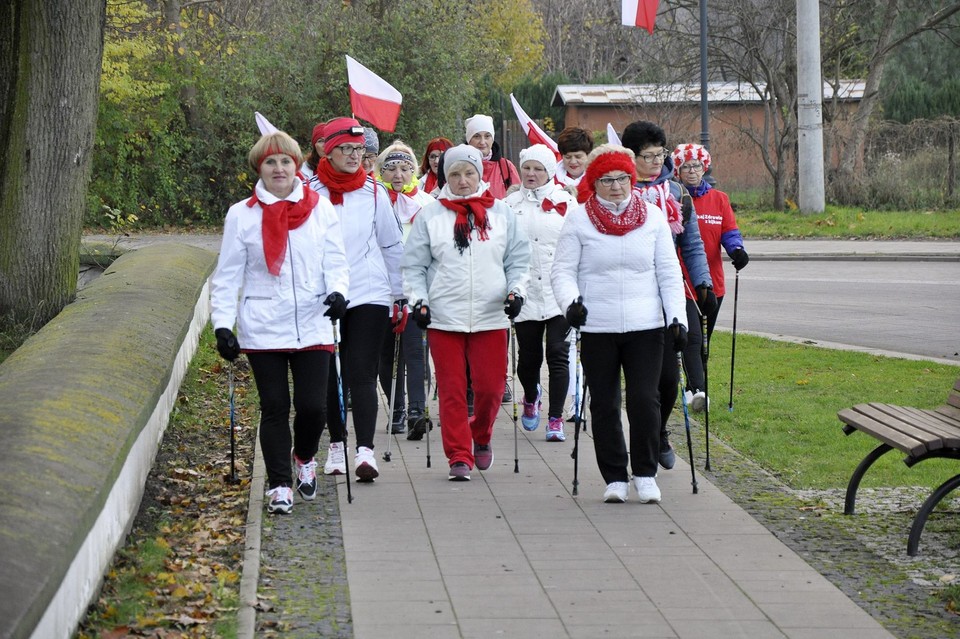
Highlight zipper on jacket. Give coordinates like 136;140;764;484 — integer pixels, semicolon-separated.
288;230;302;346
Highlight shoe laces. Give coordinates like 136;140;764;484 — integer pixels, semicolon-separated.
329;444;345;463
297;458;317;483
547;418;563;431
267;486;292;502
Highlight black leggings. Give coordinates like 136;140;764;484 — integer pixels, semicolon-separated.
378;318;427;415
581;329;663;482
247;349;330;489
515;315;570;418
327;303;389;450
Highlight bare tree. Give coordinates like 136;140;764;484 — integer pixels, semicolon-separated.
0;0;107;328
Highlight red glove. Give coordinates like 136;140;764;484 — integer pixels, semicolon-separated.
391;300;409;334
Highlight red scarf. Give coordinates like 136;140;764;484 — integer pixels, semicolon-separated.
438;191;496;254
584;194;647;236
314;157;368;205
635;182;684;234
247;187;319;276
422;171;439;194
541;199;567;216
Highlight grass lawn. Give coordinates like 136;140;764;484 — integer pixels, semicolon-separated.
728;204;960;239
703;330;959;490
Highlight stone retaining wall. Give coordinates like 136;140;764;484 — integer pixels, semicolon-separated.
0;243;217;639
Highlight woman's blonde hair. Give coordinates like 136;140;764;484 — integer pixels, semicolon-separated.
375;140;418;177
248;131;304;173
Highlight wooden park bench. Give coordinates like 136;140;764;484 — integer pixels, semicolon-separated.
838;376;960;556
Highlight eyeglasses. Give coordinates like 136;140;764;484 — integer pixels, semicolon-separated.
363;153;378;161
428;152;443;161
638;150;667;163
336;144;365;156
679;163;704;173
596;174;632;187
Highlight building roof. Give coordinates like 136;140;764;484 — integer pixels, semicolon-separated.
551;80;865;107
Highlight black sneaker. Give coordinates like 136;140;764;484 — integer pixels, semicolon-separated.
294;456;318;500
390;409;406;434
407;414;429;441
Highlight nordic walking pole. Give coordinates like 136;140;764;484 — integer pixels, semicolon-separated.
728;270;740;412
676;352;699;494
701;311;711;470
227;362;239;483
570;330;583;495
510;320;519;473
332;320;353;504
421;330;433;468
382;336;401;462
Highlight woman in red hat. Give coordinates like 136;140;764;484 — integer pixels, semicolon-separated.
417;137;453;196
307;117;405;483
552;144;687;505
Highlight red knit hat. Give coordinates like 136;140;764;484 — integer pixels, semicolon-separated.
671;143;711;173
311;123;326;149
321;117;364;155
578;145;637;202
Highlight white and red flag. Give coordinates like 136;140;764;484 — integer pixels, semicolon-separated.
509;94;560;159
345;55;402;132
621;0;659;34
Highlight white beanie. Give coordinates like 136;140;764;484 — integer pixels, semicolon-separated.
519;144;558;181
465;114;495;143
442;144;484;179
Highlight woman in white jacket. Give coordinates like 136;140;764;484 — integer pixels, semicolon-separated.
210;131;349;515
504;144;577;442
402;144;530;481
307;117;405;483
551;144;687;504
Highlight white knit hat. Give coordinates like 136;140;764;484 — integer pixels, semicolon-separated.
519;144;558;180
464;114;495;143
442;144;484;179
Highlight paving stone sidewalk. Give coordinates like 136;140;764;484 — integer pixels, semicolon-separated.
245;402;899;639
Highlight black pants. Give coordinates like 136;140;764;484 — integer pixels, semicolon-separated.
247;349;330;489
378;318;427;415
515;315;570;418
327;303;389;450
681;298;705;392
581;329;663;483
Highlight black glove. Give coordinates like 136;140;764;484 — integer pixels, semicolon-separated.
565;296;588;329
731;247;750;271
503;293;523;319
413;300;431;329
668;318;687;353
680;194;693;224
323;292;347;321
695;283;718;316
215;327;240;361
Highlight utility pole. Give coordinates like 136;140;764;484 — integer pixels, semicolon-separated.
699;0;715;185
796;0;825;213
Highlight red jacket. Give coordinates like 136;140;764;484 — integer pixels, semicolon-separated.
690;188;743;297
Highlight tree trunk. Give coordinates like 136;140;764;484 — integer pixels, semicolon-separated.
0;0;106;328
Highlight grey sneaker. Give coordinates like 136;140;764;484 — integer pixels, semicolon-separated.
474;443;493;471
691;390;708;413
659;437;676;470
266;486;293;514
448;462;471;481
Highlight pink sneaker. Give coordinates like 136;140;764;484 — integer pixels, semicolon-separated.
521;384;541;431
545;417;566;442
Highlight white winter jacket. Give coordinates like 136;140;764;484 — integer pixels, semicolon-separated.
210;180;350;350
551;194;686;334
402;186;530;333
308;176;404;307
504;182;576;322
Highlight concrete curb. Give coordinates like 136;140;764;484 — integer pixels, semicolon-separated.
237;427;265;639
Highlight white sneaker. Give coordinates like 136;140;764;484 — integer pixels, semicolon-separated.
294;455;318;500
265;486;293;514
632;476;661;504
682;389;694;407
323;442;346;476
354;446;379;482
691;390;708;413
603;482;629;503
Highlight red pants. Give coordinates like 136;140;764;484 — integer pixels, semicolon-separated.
429;329;508;468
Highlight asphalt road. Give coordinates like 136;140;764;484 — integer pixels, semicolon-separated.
713;259;960;363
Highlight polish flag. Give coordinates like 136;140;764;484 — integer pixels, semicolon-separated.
622;0;659;34
509;94;560;159
606;123;622;146
346;55;402;132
